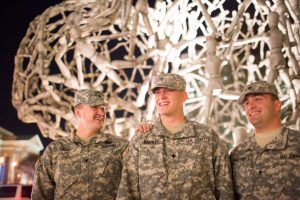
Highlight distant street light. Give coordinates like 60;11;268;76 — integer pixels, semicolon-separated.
11;161;17;167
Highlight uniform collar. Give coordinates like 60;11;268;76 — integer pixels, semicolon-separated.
264;127;288;149
70;130;108;145
152;117;196;139
245;126;288;150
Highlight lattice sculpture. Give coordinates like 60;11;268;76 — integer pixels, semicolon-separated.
12;0;300;144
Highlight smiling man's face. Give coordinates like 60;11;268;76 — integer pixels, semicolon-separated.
244;93;281;132
154;87;187;117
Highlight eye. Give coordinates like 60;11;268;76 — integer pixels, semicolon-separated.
154;90;161;95
166;88;174;92
100;105;108;112
91;105;104;111
254;96;263;101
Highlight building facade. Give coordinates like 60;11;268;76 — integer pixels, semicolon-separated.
0;127;43;185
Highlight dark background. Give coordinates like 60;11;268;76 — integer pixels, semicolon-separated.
0;1;61;147
0;1;156;148
1;0;237;148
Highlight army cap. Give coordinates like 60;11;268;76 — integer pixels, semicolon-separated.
150;73;186;94
238;81;278;105
74;89;109;109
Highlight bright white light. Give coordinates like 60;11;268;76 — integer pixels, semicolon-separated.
212;88;222;96
0;157;4;164
11;161;17;167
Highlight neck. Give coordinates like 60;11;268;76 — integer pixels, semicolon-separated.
76;126;99;140
160;113;185;128
255;120;282;135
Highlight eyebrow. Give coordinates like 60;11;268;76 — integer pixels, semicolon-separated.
244;93;264;102
246;93;265;98
254;93;264;96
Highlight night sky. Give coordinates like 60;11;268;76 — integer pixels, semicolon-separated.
0;1;61;147
1;0;235;148
0;1;158;148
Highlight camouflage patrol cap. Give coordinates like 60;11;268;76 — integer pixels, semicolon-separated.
74;89;108;108
238;81;278;104
150;73;186;94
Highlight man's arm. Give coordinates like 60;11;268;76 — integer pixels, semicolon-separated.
212;131;234;200
117;136;141;200
31;146;55;200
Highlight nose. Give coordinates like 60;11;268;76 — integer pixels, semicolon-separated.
96;106;106;115
244;99;255;111
97;108;106;119
155;89;168;99
158;92;166;98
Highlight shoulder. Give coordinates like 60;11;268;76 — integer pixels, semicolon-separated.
131;132;148;143
188;120;211;129
45;136;71;151
188;120;220;140
285;127;300;148
229;137;252;160
36;138;69;166
40;137;71;159
286;127;300;138
127;131;157;150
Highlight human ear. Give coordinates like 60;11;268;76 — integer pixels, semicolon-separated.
182;91;188;101
274;99;282;112
74;106;82;118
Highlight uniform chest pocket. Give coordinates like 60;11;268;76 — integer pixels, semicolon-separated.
139;143;167;196
140;143;165;168
262;159;293;193
90;146;114;176
232;156;253;191
54;151;80;193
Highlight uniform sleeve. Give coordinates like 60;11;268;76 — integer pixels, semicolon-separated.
31;146;55;200
211;131;234;200
117;136;141;200
229;148;241;199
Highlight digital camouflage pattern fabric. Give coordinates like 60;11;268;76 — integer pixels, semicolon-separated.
117;119;234;200
74;89;108;108
238;81;278;104
32;131;128;200
230;127;300;200
150;73;186;93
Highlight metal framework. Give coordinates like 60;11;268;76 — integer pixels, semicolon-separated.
12;0;300;144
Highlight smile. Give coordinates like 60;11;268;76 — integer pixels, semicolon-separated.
158;102;169;106
249;111;259;116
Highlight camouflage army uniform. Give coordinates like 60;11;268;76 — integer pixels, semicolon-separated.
32;131;128;200
230;127;300;200
117;119;234;200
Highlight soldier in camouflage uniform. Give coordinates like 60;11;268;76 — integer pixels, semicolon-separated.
117;73;234;200
32;89;128;200
230;81;300;199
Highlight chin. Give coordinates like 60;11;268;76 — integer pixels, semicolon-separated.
158;109;167;114
159;112;172;116
249;120;260;126
158;107;170;113
94;122;104;128
94;126;103;130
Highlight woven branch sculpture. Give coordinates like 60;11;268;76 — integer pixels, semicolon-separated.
12;0;300;144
